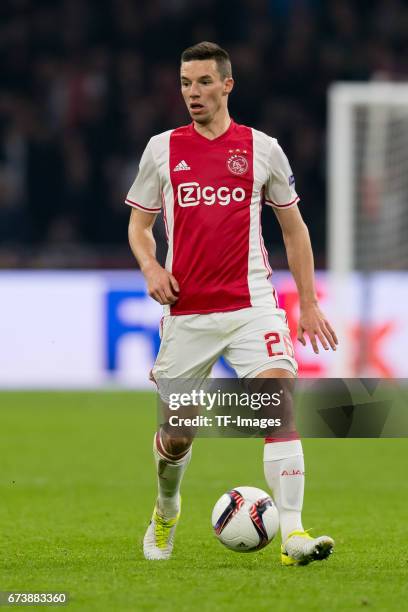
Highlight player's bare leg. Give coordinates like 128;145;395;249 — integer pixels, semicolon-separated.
258;368;334;565
143;400;195;561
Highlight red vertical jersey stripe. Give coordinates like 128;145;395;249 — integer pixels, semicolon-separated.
169;121;254;315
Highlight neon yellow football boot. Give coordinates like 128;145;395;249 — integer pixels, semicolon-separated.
143;501;181;560
281;529;334;566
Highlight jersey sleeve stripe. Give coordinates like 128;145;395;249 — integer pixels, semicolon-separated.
264;196;300;209
125;198;161;212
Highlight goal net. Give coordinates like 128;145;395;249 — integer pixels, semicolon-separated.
328;83;408;376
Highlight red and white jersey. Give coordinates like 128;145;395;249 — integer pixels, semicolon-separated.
125;120;299;315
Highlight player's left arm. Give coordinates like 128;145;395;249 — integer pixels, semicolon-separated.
273;205;338;354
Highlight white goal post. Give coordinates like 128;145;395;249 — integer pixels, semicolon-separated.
329;82;408;273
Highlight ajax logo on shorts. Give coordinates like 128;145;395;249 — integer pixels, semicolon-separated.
178;182;246;207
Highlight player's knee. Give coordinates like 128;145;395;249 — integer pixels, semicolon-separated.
161;430;193;457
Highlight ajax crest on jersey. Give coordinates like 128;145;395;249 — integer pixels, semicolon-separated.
227;150;249;175
211;486;279;552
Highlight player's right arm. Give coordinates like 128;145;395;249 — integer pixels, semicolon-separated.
126;137;179;305
128;208;179;305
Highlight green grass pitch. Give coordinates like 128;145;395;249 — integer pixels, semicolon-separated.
1;392;407;611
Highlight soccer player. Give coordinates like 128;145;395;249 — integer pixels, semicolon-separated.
126;42;338;565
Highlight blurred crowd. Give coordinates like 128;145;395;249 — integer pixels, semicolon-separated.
1;0;407;268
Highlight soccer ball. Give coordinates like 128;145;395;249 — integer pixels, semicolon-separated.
211;486;279;552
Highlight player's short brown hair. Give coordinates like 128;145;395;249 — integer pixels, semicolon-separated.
181;42;232;80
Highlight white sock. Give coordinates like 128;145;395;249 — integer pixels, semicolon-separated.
153;431;192;518
263;439;304;542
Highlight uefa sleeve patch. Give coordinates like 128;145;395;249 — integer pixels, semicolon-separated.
288;174;295;186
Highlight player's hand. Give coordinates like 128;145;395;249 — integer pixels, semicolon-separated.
297;302;338;354
143;261;180;305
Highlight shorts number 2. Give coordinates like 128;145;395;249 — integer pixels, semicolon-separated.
264;332;294;358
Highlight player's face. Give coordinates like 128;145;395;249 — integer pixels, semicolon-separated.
180;60;233;125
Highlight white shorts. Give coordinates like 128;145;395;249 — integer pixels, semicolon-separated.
152;306;298;380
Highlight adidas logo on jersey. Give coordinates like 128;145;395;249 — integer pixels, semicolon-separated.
173;160;191;171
